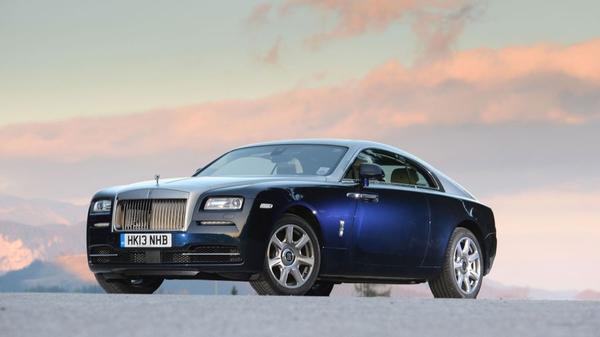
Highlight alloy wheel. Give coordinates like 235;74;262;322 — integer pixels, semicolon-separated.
452;237;481;295
267;224;316;289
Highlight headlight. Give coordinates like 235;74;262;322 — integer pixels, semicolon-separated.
91;200;112;213
204;197;244;210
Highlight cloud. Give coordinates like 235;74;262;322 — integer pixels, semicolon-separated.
259;37;283;65
245;3;273;27
266;0;480;57
0;235;39;273
0;38;599;162
411;1;481;61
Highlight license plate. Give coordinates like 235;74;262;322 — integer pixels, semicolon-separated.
120;233;172;248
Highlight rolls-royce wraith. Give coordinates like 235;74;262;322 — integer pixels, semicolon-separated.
87;139;497;298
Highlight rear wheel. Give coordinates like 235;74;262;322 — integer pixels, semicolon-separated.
250;214;321;296
428;227;483;299
95;273;163;294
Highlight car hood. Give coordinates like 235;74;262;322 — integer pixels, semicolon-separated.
103;176;326;199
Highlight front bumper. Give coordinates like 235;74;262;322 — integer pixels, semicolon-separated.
89;238;242;265
87;214;267;279
86;231;259;278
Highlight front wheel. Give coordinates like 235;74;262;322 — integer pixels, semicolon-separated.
95;273;163;294
428;227;483;299
250;214;321;296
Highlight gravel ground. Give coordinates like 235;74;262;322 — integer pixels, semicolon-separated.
0;293;598;337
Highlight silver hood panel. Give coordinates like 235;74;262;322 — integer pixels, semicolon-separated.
107;176;325;232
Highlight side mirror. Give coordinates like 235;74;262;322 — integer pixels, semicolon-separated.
359;164;385;187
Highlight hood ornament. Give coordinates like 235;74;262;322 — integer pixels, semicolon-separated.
155;174;160;187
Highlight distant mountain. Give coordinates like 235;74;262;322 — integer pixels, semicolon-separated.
575;289;600;300
0;193;86;227
0;260;96;292
0;193;86;274
0;221;84;273
0;221;85;253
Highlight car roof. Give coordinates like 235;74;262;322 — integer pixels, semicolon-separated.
241;138;402;152
235;138;477;201
240;138;427;165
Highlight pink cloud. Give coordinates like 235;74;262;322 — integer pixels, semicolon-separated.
0;38;599;161
407;39;600;84
275;0;478;56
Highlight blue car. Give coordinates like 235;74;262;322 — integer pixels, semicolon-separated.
87;139;497;298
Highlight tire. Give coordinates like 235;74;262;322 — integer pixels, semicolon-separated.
428;227;483;299
95;273;163;294
305;281;334;296
250;214;321;296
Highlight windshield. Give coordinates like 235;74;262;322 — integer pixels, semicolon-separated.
196;144;348;177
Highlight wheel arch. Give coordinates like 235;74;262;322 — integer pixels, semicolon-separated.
282;205;324;246
455;220;488;275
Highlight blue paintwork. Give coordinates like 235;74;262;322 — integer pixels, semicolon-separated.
87;139;497;283
352;185;429;269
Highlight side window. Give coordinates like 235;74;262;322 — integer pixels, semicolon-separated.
343;149;406;184
343;149;436;188
404;164;434;188
343;151;378;180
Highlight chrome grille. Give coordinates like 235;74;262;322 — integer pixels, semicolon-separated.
115;199;187;231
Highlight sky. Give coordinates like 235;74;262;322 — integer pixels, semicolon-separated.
2;0;600;125
1;0;600;291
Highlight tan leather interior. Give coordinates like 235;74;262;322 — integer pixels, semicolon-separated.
407;167;419;184
391;168;410;184
391;167;422;185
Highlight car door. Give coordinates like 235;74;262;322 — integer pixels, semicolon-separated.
346;148;431;273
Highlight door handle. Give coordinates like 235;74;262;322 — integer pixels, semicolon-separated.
360;193;379;202
346;192;379;202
